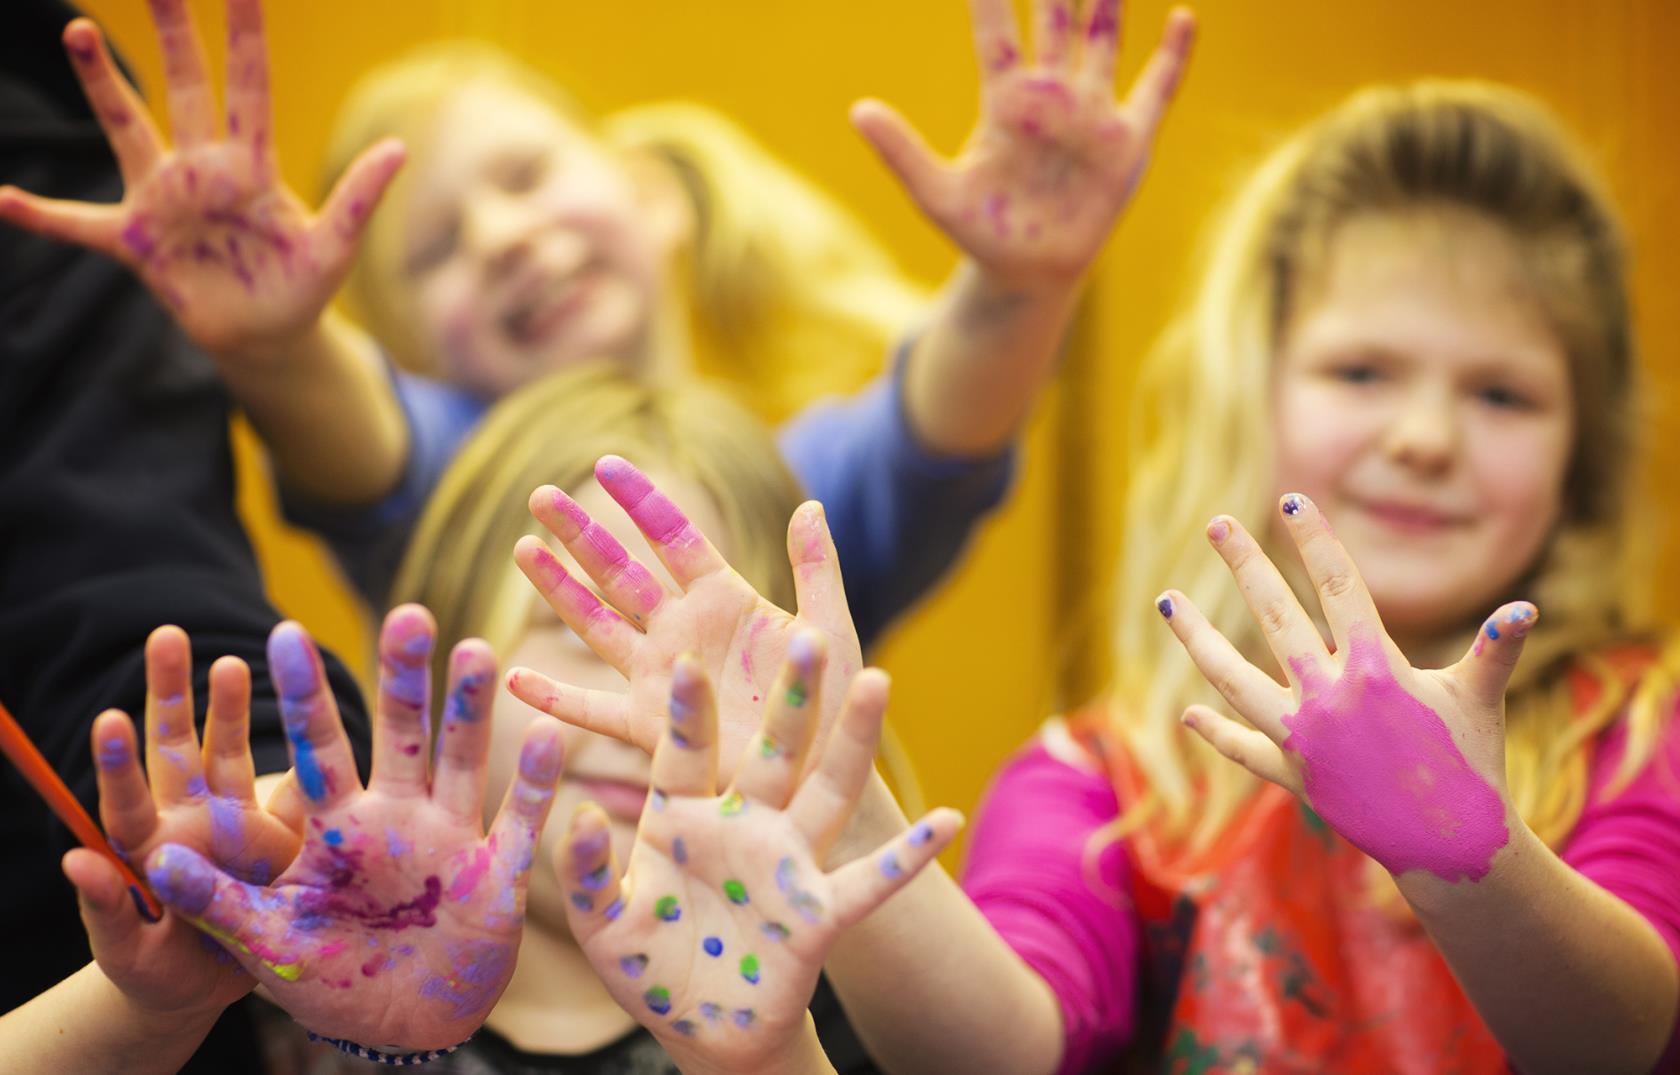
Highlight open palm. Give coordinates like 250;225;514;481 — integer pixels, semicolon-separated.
507;456;864;787
559;647;957;1071
852;0;1196;283
145;606;562;1054
0;0;401;357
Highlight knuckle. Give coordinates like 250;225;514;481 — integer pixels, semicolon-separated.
1318;569;1360;602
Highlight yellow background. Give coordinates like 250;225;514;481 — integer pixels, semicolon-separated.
81;0;1680;855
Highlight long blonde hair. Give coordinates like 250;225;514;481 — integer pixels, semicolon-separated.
322;42;926;423
390;362;927;812
1109;80;1674;861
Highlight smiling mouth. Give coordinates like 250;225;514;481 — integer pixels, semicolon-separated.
1354;499;1470;535
570;776;649;820
500;268;598;347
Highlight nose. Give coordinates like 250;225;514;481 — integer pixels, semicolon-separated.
1380;381;1458;477
461;191;534;280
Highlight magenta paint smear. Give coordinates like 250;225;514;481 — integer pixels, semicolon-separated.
989;40;1019;73
1085;0;1119;40
555;490;663;615
594;456;702;554
1282;630;1507;882
448;846;490;902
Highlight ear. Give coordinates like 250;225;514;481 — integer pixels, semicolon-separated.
619;146;695;257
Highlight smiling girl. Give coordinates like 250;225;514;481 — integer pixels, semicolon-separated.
511;72;1680;1075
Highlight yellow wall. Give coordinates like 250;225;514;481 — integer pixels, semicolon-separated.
81;0;1680;855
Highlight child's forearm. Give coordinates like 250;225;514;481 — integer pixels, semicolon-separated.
902;262;1080;458
1401;815;1679;1074
216;309;409;505
0;961;224;1073
820;772;1064;1075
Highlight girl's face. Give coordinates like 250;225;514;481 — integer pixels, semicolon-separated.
396;81;685;398
484;471;734;936
1272;210;1575;651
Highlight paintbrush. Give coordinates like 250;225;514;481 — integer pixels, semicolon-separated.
0;697;162;921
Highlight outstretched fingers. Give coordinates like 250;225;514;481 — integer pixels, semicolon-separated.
62;19;164;184
1154;588;1293;743
429;640;498;824
556;802;625;929
1118;7;1196;141
1181;704;1294;790
827;809;963;929
733;632;826;809
593;456;729;587
787;669;889;855
514;535;641;673
368;604;435;797
505;665;643;752
484;721;565;922
1456;602;1539;712
267;621;361;811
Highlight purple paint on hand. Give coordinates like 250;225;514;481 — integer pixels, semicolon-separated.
1282;630;1508;882
120;218;156;260
146;844;217;916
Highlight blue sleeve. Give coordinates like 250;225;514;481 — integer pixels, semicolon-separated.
778;349;1015;652
278;365;488;608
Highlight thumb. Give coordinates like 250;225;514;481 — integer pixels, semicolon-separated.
63;849;147;959
1456;601;1538;711
850;99;948;217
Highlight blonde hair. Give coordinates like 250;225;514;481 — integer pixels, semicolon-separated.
322;42;926;423
390;362;927;813
390;362;805;688
1108;80;1675;864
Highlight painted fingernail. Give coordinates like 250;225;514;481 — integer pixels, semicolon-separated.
1207;517;1231;543
1155;594;1174;619
1281;493;1306;517
1181;710;1199;730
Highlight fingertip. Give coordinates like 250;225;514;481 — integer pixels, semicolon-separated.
517;721;565;786
1154;590;1177;620
63;849;123;914
1206;515;1233;544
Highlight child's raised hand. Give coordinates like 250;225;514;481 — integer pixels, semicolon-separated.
1157;494;1532;885
852;0;1195;286
62;625;303;1024
141;606;564;1054
0;1;403;360
559;645;960;1072
507;456;864;788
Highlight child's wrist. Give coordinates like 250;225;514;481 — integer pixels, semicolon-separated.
91;963;228;1045
1394;805;1541;917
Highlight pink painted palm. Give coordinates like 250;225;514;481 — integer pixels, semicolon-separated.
0;0;401;358
144;606;563;1053
1156;493;1533;884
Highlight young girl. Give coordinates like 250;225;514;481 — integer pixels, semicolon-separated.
0;0;1195;650
509;60;1680;1075
235;361;949;1072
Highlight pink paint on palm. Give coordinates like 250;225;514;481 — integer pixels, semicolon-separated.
448;846;490;903
1283;629;1507;882
594;456;709;570
551;489;663;616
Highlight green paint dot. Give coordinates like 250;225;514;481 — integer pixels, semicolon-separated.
654;895;681;922
785;681;807;707
739;953;760;984
758;737;780;759
720;790;746;816
722;879;749;905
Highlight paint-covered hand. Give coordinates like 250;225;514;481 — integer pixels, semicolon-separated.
142;607;564;1054
507;456;865;787
560;645;960;1072
1157;493;1533;885
61;625;303;1024
852;0;1195;286
0;2;402;361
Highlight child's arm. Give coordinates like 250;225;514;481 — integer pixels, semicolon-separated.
856;0;1196;458
505;460;1081;1073
141;606;564;1056
0;625;305;1071
552;638;957;1075
0;1;407;504
1161;494;1679;1075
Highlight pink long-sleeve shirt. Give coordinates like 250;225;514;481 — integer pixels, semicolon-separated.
961;715;1680;1074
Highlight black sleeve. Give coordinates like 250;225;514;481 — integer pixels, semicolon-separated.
0;4;369;1069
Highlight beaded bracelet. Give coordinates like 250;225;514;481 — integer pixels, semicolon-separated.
306;1031;467;1066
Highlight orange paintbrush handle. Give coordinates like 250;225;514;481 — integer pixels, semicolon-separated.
0;697;162;921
